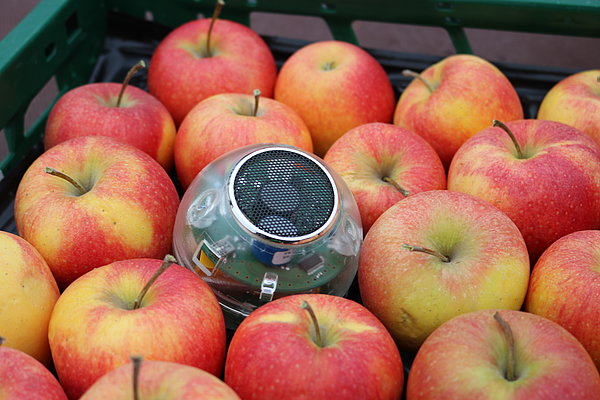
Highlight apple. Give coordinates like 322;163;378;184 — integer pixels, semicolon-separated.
174;89;313;189
525;230;600;368
274;40;396;156
80;357;239;400
537;69;600;148
224;294;404;400
393;54;523;168
0;338;68;400
407;310;600;399
0;231;59;366
324;122;446;233
14;136;180;288
447;119;600;261
148;2;277;125
49;256;227;400
358;190;530;350
45;61;177;170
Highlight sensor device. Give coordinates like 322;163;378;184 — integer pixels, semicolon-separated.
173;144;362;326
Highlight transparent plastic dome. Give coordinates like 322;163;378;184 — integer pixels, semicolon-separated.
173;144;362;326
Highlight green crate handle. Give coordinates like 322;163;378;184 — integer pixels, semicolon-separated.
1;0;599;176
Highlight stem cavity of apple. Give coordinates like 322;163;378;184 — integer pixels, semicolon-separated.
322;61;336;71
116;60;146;108
494;312;518;382
132;255;177;310
493;119;524;159
402;243;451;263
44;167;87;194
301;300;323;347
402;69;435;93
252;89;261;117
0;336;5;346
206;0;225;57
382;176;409;197
131;354;143;400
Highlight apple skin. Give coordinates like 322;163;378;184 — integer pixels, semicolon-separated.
48;258;227;400
80;360;239;400
44;82;177;170
407;310;600;400
324;122;446;233
537;69;600;148
14;136;180;288
274;40;395;156
224;294;404;400
0;345;68;400
447;119;600;261
0;231;59;366
174;92;313;189
393;54;523;168
358;190;530;350
525;230;600;369
148;18;277;125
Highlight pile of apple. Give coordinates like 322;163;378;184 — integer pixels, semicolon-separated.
2;2;600;399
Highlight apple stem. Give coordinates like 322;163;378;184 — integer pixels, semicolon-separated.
402;69;435;93
494;312;518;382
131;355;143;400
493;120;524;159
44;167;86;194
206;0;225;57
116;60;145;108
301;301;323;347
252;89;261;117
402;243;450;263
382;176;409;197
132;255;177;310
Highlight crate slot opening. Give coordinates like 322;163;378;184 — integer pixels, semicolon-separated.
23;77;59;138
45;42;56;61
250;12;332;43
353;20;455;57
464;28;600;70
65;11;80;41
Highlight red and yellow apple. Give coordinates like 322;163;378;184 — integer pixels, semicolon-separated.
407;310;600;399
224;294;404;400
148;14;277;125
0;231;59;366
14;136;180;288
324;122;446;232
45;61;177;170
359;190;530;350
0;341;68;400
537;69;600;148
448;119;600;261
525;230;600;369
174;90;313;188
394;54;523;167
80;358;239;400
49;257;227;400
274;40;395;156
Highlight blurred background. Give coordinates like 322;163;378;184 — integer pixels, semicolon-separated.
1;0;599;161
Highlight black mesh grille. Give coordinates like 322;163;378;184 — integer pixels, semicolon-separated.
232;150;336;238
